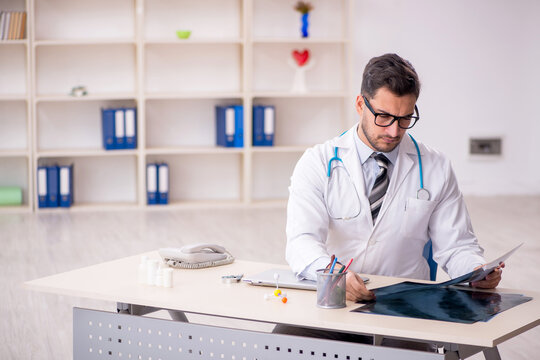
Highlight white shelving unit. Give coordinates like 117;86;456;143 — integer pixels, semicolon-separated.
0;0;32;213
1;0;354;212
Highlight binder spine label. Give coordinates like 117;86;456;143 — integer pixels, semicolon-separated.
115;109;125;148
264;107;275;135
125;108;137;149
60;167;69;195
147;164;158;205
38;168;47;196
225;108;235;140
158;165;169;192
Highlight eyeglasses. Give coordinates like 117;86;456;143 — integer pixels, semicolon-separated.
362;95;420;129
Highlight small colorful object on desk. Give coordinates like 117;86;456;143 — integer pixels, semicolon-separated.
264;272;288;303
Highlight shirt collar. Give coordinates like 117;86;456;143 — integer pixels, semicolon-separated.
353;126;400;165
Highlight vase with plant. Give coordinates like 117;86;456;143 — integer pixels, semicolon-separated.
294;1;313;38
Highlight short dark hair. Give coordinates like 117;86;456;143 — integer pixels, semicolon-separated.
361;53;421;100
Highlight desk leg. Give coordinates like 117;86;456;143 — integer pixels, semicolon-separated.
116;303;188;322
439;343;501;360
483;346;501;360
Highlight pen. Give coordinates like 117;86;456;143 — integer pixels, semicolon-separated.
339;258;353;273
329;257;338;274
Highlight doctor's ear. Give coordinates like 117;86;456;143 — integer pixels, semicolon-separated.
355;95;364;115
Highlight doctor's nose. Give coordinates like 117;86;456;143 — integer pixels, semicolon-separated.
385;121;402;137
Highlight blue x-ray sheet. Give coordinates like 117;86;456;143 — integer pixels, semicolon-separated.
352;286;532;324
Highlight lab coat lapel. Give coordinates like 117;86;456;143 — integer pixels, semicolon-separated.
334;128;372;227
374;135;416;226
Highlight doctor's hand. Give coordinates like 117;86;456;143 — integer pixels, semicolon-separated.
345;271;375;302
471;262;505;289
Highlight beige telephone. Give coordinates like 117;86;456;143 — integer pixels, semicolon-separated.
159;243;234;269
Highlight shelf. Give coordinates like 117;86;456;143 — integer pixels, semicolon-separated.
36;202;139;213
0;150;29;158
252;38;349;44
36;93;137;102
252;91;349;98
37;149;138;158
146;199;245;210
1;0;353;211
34;39;136;46
0;94;28;101
145;92;243;100
145;147;244;155
0;40;28;45
0;205;31;214
250;146;307;153
144;38;243;45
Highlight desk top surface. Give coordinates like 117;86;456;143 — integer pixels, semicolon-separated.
25;252;540;348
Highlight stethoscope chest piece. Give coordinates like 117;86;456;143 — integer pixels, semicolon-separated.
417;188;430;201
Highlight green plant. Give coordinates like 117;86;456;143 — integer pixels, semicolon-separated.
294;1;313;14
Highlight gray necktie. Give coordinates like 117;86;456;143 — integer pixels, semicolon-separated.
369;153;390;223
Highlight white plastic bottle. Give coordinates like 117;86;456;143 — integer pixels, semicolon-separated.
138;256;149;284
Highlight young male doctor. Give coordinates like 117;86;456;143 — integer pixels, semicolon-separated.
285;53;503;302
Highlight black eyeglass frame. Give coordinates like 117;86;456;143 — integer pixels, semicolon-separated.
362;95;420;129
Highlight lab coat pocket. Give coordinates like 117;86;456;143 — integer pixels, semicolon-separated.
400;197;438;239
325;165;361;220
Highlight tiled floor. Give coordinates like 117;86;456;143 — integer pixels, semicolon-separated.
1;195;539;359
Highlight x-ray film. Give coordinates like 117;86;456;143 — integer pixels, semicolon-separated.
352;287;531;324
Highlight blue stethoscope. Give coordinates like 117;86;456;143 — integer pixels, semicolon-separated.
325;133;430;220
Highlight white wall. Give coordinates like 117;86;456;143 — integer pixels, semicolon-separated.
353;0;540;195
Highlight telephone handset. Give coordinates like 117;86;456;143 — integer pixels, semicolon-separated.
159;243;234;269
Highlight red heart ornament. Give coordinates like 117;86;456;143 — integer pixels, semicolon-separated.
292;49;310;66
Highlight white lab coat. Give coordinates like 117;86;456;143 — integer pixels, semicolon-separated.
286;124;485;281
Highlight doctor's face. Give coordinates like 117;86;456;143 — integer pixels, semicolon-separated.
355;87;417;153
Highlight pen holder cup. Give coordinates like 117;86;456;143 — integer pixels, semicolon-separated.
316;269;346;309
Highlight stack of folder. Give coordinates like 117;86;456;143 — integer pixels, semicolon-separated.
216;105;243;148
146;163;169;205
37;165;73;208
101;107;137;150
252;105;275;146
0;11;26;40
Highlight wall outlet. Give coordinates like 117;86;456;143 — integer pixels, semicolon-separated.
469;138;502;155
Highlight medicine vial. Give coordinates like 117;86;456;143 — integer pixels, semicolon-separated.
138;256;149;284
163;268;173;288
147;259;159;286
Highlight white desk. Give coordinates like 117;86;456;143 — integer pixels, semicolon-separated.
25;252;540;360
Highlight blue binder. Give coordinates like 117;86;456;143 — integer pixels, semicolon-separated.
101;109;116;150
158;163;169;205
59;164;73;208
216;106;235;147
114;109;125;149
37;166;48;208
252;105;265;146
146;163;158;205
47;165;59;207
233;105;244;148
263;105;275;146
124;108;137;149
